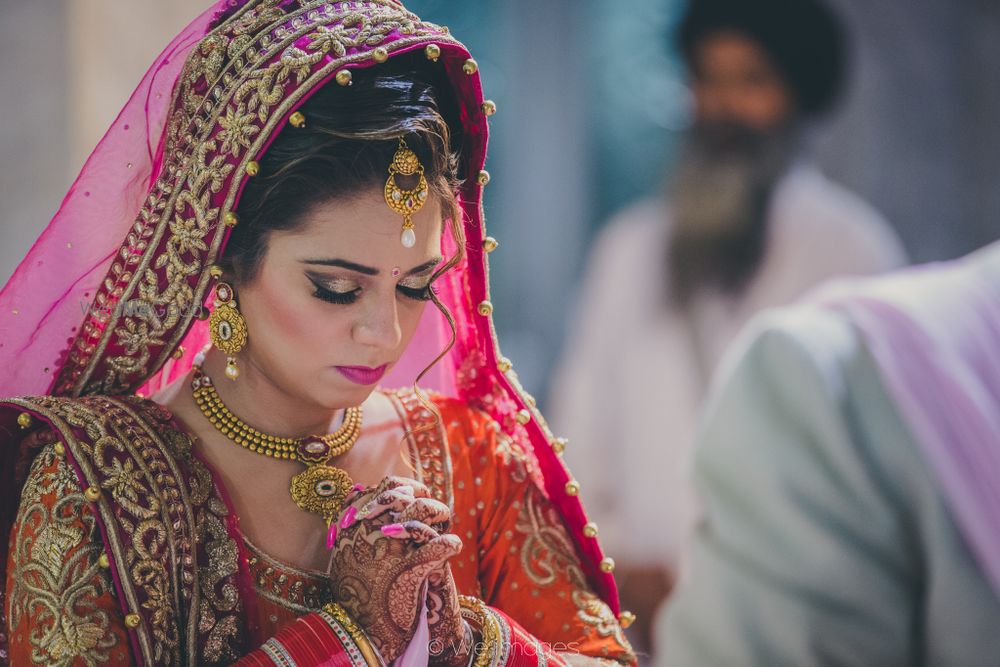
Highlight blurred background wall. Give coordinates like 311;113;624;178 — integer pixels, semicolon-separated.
2;0;999;399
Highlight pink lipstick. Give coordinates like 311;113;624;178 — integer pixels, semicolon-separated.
335;363;388;385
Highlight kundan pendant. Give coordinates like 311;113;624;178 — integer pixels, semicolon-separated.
290;464;354;525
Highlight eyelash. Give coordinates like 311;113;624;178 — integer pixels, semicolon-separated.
311;282;432;305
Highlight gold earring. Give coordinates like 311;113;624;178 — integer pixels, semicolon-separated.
209;280;248;380
384;138;428;248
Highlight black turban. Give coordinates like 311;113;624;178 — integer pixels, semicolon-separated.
678;0;847;116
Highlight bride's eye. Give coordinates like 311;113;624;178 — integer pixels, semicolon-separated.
310;277;360;305
397;279;433;301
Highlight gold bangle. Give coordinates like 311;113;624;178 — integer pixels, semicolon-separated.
457;596;502;667
321;603;383;666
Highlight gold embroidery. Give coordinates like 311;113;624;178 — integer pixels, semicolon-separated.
196;499;243;664
4;395;248;665
244;536;332;614
515;489;631;650
389;389;454;508
8;446;119;666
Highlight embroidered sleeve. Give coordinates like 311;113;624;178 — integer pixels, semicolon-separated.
5;444;134;666
454;408;636;665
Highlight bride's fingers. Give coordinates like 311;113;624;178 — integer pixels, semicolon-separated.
380;519;448;545
373;475;431;499
411;533;464;565
358;488;423;522
395;497;451;530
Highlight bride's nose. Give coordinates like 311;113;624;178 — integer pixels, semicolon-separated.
351;292;402;351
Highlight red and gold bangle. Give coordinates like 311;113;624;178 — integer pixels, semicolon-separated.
321;602;383;666
458;596;504;667
232;608;375;667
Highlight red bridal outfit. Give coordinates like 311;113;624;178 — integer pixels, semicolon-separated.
0;1;636;664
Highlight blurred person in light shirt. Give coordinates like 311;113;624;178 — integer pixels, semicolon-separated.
548;0;906;655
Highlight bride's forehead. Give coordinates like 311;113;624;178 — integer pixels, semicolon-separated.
263;193;443;262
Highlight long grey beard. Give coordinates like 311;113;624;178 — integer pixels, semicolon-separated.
666;124;797;306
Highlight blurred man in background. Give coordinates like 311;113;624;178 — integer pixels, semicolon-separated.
549;0;905;657
656;243;1000;666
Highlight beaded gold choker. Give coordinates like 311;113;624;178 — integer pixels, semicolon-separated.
192;366;362;524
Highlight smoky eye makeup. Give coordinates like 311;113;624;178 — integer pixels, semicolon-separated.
306;272;434;304
308;274;361;304
396;280;433;301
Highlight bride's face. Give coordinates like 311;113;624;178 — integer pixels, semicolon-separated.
235;187;444;408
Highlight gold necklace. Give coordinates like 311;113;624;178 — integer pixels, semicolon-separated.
191;366;362;524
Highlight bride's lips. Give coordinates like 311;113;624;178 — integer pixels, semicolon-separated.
334;363;389;385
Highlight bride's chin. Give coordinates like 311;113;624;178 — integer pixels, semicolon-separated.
307;382;376;411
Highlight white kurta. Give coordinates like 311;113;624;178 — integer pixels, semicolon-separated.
548;164;906;568
656;298;1000;666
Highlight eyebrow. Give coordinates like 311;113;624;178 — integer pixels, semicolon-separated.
301;257;443;276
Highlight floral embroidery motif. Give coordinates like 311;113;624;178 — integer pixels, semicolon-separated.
515;489;630;649
8;447;119;666
3;395;248;665
390;389;453;508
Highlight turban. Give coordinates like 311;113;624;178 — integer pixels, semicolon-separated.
678;0;847;116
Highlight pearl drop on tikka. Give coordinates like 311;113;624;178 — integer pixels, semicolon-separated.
401;228;416;248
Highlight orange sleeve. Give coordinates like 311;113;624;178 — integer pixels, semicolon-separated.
442;400;636;665
5;443;135;666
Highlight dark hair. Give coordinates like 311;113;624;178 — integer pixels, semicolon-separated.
678;0;847;117
222;53;464;284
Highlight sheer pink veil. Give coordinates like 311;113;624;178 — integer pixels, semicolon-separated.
0;0;622;621
0;1;231;398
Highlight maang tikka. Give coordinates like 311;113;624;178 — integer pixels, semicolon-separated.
208;270;248;380
384;138;429;248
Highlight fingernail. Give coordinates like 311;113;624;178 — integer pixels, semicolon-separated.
352;483;366;493
381;523;405;536
326;523;338;550
340;506;358;530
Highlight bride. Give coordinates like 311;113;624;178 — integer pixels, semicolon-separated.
0;0;635;665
